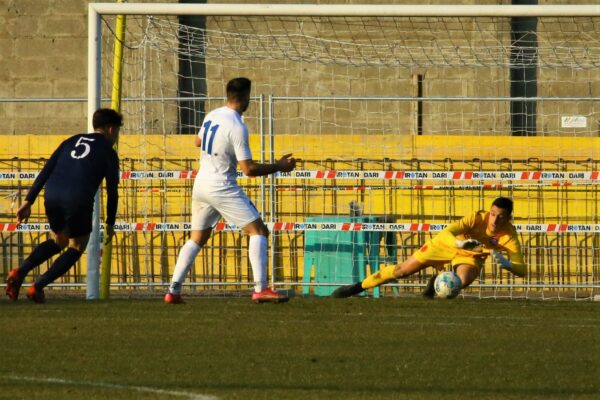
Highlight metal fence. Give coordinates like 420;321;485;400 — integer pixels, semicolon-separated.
2;156;600;300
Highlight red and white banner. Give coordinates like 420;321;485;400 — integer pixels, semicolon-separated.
2;170;600;182
2;222;599;233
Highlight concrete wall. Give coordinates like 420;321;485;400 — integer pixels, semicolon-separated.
1;0;599;135
2;0;88;133
0;0;178;134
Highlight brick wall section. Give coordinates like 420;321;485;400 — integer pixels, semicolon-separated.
2;0;87;133
1;0;176;134
1;0;600;135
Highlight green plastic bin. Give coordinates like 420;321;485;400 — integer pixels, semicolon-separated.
303;216;397;297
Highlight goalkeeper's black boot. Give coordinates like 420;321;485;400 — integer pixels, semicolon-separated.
331;282;364;298
421;275;437;299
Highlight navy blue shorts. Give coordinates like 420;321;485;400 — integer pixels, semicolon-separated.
44;198;93;238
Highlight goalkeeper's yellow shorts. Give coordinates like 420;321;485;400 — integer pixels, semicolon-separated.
413;240;488;270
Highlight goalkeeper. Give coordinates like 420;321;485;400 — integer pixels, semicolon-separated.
332;197;526;298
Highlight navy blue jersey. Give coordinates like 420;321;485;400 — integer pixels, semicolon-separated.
26;133;119;225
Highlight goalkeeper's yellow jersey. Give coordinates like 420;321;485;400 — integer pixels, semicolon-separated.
432;211;526;276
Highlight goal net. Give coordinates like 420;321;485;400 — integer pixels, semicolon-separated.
86;4;600;300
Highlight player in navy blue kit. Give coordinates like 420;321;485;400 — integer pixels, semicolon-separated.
5;108;121;303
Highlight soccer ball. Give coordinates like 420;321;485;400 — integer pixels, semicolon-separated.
434;271;462;299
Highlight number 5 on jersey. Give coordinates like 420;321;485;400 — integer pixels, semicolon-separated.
71;136;96;159
200;120;219;155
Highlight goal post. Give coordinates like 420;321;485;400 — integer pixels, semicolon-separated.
99;4;127;301
87;3;600;300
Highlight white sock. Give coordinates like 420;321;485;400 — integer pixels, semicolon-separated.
169;240;201;294
249;235;268;292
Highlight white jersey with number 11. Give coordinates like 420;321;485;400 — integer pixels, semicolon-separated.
196;106;252;185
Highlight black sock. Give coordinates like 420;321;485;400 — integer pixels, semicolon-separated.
35;248;82;290
18;239;61;278
350;282;364;295
422;275;437;298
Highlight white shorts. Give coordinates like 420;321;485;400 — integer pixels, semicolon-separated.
191;180;260;230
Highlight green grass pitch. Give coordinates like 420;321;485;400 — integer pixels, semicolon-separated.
1;296;598;400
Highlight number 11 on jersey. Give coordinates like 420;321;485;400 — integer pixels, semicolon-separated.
201;120;219;155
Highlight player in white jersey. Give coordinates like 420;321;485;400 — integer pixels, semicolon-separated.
165;77;296;303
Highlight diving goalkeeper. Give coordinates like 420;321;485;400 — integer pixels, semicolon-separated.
332;197;526;298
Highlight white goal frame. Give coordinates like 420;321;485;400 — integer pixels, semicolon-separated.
87;3;600;299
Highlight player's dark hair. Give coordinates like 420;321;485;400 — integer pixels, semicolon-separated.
492;197;513;216
93;108;123;130
226;77;251;103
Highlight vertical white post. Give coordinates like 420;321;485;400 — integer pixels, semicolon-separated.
259;94;265;217
268;95;276;288
86;5;102;299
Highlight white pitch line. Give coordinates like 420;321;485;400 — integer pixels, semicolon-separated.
0;375;218;400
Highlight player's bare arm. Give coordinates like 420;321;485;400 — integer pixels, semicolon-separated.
16;200;32;223
238;153;296;177
194;135;202;147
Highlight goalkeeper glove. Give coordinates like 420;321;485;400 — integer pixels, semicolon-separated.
455;238;481;250
492;251;511;270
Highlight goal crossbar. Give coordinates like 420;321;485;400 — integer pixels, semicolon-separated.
89;3;600;17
